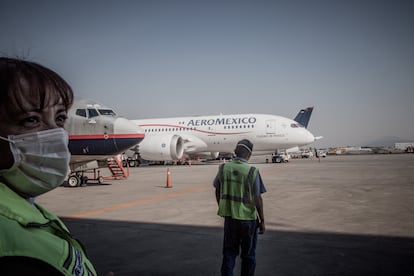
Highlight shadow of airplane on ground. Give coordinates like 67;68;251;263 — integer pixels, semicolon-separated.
64;218;414;276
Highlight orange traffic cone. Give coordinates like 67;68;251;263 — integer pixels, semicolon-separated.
166;168;172;188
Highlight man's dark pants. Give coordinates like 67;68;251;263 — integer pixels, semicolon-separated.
221;217;258;276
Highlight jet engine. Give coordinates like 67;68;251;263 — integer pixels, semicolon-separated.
138;134;184;161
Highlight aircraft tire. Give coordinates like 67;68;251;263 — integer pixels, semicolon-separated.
98;176;104;184
67;175;80;187
272;157;282;163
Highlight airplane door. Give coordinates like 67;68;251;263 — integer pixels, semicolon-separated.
84;108;99;132
206;122;222;150
79;108;102;135
266;120;276;134
206;123;216;140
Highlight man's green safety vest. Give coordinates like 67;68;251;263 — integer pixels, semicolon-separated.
0;183;97;276
217;160;258;220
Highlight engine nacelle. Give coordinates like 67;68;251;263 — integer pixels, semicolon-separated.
138;134;184;161
210;152;220;159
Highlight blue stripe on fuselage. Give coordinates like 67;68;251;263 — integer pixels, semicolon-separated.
68;138;143;155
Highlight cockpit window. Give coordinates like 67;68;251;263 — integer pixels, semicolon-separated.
88;108;99;118
76;108;116;118
76;109;87;117
98;109;117;116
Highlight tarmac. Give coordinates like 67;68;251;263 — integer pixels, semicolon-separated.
37;154;414;276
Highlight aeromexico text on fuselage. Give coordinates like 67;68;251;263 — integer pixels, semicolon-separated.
186;116;257;127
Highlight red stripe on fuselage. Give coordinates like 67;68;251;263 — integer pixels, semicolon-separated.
139;124;252;135
69;133;145;140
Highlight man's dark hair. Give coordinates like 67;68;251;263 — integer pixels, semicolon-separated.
234;139;253;159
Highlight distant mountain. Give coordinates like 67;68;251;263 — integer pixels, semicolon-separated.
362;136;413;147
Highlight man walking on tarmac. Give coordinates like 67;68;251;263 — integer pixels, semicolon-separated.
214;139;266;276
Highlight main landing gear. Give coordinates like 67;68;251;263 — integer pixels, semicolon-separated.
65;171;104;187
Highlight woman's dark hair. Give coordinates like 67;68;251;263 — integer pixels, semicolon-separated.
0;57;73;116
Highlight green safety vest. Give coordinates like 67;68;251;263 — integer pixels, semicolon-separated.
0;183;97;276
217;160;258;220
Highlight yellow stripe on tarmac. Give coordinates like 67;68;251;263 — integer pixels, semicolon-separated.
66;184;211;219
65;165;279;219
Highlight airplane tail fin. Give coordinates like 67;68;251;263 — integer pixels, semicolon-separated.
293;106;314;128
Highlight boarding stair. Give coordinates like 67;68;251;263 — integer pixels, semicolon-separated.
105;155;130;180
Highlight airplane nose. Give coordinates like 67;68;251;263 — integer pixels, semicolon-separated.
114;117;145;136
113;117;145;150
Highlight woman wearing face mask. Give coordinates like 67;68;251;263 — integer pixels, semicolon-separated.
0;57;97;275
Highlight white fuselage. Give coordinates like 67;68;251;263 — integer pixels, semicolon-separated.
131;113;315;161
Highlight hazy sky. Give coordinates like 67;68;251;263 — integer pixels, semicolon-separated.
1;0;413;148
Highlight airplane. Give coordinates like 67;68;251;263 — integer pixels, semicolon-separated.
129;107;319;163
64;98;145;186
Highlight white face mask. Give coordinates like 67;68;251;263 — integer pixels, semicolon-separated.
0;128;71;197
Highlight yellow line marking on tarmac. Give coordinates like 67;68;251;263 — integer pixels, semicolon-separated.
66;184;211;219
65;165;280;219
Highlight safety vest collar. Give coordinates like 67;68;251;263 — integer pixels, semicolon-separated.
0;183;61;228
232;158;248;163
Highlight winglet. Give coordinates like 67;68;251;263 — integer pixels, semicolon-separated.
293;106;314;128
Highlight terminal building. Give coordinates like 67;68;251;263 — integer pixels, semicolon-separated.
395;142;414;152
